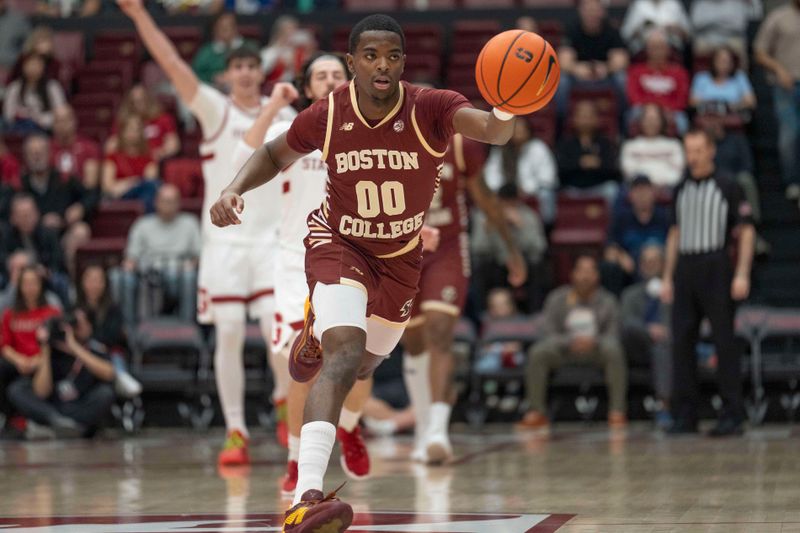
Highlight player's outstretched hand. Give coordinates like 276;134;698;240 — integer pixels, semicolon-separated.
506;251;528;288
210;191;244;227
270;82;300;108
116;0;144;17
420;225;440;252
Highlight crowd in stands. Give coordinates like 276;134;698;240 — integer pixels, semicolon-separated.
1;0;799;438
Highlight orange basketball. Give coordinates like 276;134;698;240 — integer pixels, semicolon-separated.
475;30;560;115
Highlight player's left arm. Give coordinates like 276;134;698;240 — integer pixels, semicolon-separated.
452;107;515;146
466;175;528;287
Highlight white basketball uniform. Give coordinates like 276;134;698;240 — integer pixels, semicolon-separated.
189;84;296;324
265;120;329;354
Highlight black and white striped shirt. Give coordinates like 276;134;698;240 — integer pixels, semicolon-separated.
671;173;753;255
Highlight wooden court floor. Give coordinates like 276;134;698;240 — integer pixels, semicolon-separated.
1;423;799;532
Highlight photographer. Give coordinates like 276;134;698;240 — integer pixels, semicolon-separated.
7;309;115;438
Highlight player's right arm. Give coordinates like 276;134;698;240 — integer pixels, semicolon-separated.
117;0;199;104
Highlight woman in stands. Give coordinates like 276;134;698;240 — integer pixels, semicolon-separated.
76;264;141;398
0;266;61;425
690;46;756;118
102;114;159;212
620;103;685;189
105;84;180;162
2;53;66;134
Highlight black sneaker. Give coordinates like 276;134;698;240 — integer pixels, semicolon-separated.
708;416;744;437
666;418;699;435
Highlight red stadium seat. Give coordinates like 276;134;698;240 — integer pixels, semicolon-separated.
345;0;398;9
164;26;203;62
91;200;145;239
452;20;502;37
92;31;142;67
52;31;85;90
537;19;564;49
72;93;120;129
525;102;557;147
80;125;111;145
403;54;442;82
76;62;134;94
181;196;204;219
163;158;204;199
75;238;127;276
463;0;515;7
239;25;263;43
549;195;609;284
181;129;202;158
3;134;26;164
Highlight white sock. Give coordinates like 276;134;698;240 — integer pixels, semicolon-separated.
429;402;452;436
294;421;336;505
261;315;290;401
338;408;361;432
403;352;431;445
288;434;300;462
214;320;247;437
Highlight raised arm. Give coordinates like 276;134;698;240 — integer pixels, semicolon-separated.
117;0;199;104
210;133;305;227
453;107;515;146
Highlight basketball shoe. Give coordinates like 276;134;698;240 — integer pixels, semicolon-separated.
282;460;298;497
282;485;353;532
275;398;289;448
289;300;323;383
337;426;370;479
218;429;250;466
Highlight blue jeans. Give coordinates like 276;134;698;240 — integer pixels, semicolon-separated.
110;262;197;324
121;180;160;213
773;83;800;186
555;71;627;118
563;181;620;208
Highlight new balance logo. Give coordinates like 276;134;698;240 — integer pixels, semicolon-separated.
339;122;354;131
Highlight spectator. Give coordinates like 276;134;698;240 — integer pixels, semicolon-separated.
0;194;69;302
555;0;629;115
102;115;159;212
161;0;223;14
192;12;256;87
620;0;691;55
627;29;690;133
76;265;141;399
51;105;101;188
112;184;201;324
620;103;685;188
484;119;558;225
226;0;276;13
260;16;317;83
36;0;102;16
0;138;21;188
0;0;31;80
2;53;66;134
0;251;62;311
754;0;800;201
690;46;756;118
477;288;527;374
620;244;672;428
690;0;751;64
471;184;547;313
557;100;619;205
105;85;180;163
603;175;670;294
0;266;61;424
21;133;94;275
7;308;115;439
9;26;61;82
517;255;627;432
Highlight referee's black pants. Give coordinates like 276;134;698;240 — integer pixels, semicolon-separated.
671;251;743;420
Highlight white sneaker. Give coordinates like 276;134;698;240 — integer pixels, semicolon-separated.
362;416;397;437
425;431;453;465
410;443;428;463
115;371;142;398
26;421;56;440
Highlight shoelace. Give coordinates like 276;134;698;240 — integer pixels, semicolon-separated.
223;432;246;451
321;481;347;502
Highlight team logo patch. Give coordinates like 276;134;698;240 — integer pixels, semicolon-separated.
393;120;405;133
349;266;365;277
400;298;414;318
340;122;354;131
441;286;457;303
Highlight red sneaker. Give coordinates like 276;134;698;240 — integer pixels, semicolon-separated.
337;426;370;480
282;485;352;533
288;300;323;383
282;460;298;497
275;398;289;448
218;430;250;467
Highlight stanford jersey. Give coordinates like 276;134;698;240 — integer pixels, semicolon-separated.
428;133;487;241
287;81;471;258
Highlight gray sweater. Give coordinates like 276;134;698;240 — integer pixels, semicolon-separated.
125;213;202;269
539;285;620;349
0;8;30;68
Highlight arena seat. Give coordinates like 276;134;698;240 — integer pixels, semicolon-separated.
73;93;119;129
537;19;565;49
549;196;609;284
462;0;514;8
52;31;86;90
344;0;399;9
181;197;205;220
76;62;134;95
163;26;203;61
238;24;263;43
525;102;557;147
163;158;204;199
91;200;144;239
522;0;574;7
79;125;111;145
75;238;127;276
92;31;142;68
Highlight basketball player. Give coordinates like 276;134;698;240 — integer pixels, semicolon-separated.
404;133;527;465
232;53;374;496
118;0;297;465
211;15;520;532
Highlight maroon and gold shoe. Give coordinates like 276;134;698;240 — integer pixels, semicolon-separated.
282;484;353;532
288;299;323;383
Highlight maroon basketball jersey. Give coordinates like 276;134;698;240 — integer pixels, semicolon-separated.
287;81;471;258
427;133;487;241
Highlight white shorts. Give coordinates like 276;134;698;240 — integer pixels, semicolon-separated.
271;247;309;354
197;240;275;324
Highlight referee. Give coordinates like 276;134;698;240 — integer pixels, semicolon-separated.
661;128;755;437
